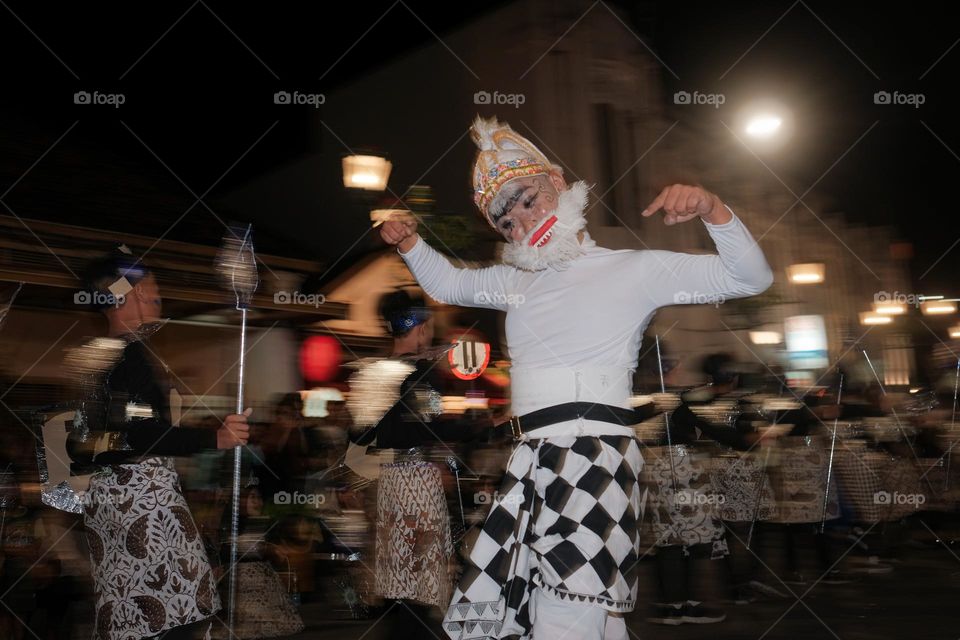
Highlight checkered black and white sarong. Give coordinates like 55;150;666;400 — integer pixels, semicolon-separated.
443;434;642;639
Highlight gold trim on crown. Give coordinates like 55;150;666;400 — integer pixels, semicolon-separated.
473;158;549;213
470;116;555;225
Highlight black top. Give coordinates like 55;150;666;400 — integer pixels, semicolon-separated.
352;358;484;450
70;339;216;466
778;404;824;437
667;394;753;451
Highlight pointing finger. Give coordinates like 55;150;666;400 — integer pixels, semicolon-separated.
641;187;669;217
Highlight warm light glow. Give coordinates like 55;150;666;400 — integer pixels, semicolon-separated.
442;395;489;414
342;154;392;191
860;312;893;326
301;387;344;418
873;302;907;315
921;300;957;315
737;100;792;151
745;115;783;137
787;263;825;284
950;325;960;338
749;331;782;345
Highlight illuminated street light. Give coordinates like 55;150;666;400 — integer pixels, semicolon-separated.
342;154;392;191
921;300;957;315
787;263;825;284
749;331;782;345
873;301;907;315
745;115;782;138
860;312;893;325
736;99;792;152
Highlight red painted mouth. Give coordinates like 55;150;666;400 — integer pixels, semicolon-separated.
528;215;558;248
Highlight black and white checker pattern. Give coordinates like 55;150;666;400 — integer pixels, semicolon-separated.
443;434;642;639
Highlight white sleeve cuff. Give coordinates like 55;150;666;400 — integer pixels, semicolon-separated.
397;235;423;258
702;204;738;230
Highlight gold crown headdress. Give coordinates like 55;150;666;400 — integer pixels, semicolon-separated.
470;116;557;225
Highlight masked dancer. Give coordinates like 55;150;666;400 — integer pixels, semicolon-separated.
379;116;773;639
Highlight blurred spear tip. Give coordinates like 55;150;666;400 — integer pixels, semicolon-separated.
0;282;24;332
216;223;260;307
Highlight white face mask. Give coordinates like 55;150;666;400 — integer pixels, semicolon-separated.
500;180;590;271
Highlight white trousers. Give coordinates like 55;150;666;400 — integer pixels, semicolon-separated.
529;588;629;640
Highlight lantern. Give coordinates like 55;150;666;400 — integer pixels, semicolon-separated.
300;335;342;383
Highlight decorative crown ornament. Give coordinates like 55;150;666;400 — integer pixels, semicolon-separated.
470;115;557;223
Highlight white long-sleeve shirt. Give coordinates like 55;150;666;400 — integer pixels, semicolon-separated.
400;208;773;418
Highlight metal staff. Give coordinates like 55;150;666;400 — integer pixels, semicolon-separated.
446;455;466;528
945;358;960;491
820;372;844;533
862;350;935;495
1;286;22;536
0;282;23;333
215;225;259;635
655;335;679;496
746;437;774;549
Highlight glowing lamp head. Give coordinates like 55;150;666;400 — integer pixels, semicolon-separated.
745;115;783;138
860;312;893;326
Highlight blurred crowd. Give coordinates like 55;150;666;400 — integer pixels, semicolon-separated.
0;272;960;640
1;324;959;638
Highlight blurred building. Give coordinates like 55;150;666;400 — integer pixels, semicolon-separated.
283;0;917;387
0;216;349;415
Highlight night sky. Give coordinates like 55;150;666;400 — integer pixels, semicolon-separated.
1;1;957;293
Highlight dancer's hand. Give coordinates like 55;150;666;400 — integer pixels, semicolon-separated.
380;218;419;253
217;408;252;449
641;184;731;225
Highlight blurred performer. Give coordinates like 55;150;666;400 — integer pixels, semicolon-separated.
644;354;757;624
767;393;848;585
258;392;316;503
643;399;729;624
67;248;251;640
347;290;481;639
693;356;783;605
380;116;773;640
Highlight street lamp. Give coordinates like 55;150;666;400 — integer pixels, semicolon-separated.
860;312;892;326
745;115;782;138
920;300;957;315
342;154;392;191
873;301;907;315
787;263;825;284
737;99;792;151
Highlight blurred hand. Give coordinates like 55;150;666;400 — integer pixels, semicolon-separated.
380;219;419;253
641;184;730;225
217;408;252;449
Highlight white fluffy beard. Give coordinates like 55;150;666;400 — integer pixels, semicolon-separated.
500;180;589;272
